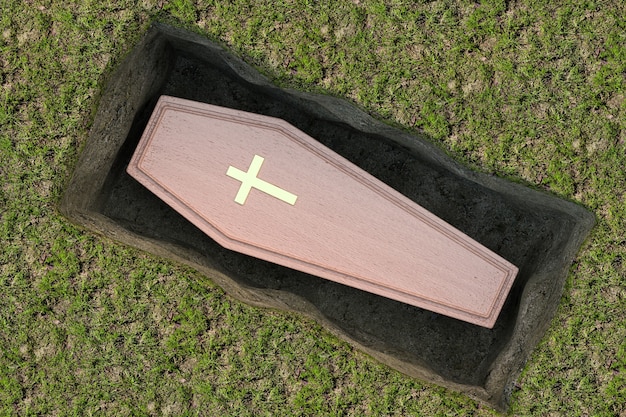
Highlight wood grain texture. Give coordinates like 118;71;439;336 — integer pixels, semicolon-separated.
127;95;518;327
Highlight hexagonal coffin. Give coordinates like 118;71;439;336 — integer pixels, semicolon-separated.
128;96;518;328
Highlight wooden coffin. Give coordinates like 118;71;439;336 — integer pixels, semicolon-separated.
127;96;518;328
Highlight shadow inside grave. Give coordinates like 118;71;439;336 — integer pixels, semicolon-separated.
61;23;595;411
100;49;561;385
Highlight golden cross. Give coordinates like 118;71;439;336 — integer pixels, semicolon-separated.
226;155;297;206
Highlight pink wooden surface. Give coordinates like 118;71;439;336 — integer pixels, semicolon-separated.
127;96;518;328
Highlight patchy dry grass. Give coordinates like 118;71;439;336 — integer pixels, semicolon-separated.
1;0;625;415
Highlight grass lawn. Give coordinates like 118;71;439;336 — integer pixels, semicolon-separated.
1;0;624;415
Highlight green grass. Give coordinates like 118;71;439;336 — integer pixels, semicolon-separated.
1;0;625;415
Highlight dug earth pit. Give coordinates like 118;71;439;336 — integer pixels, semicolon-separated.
60;23;595;412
